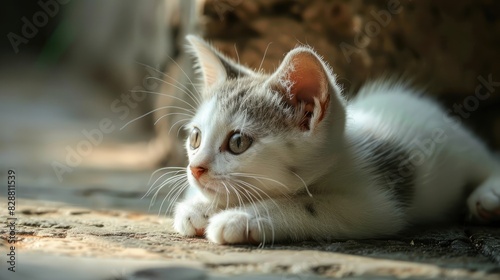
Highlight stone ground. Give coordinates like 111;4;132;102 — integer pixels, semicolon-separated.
1;199;500;280
1;67;500;280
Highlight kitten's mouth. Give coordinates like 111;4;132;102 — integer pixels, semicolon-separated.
190;173;226;195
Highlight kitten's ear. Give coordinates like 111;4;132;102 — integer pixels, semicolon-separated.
186;35;254;89
268;47;344;131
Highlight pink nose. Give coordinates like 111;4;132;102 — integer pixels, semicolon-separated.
190;166;207;180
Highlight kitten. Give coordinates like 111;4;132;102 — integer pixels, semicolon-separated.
172;35;500;245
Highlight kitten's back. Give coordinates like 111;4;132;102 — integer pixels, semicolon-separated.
347;81;497;223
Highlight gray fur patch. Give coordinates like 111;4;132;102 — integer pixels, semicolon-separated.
214;78;296;137
365;141;416;206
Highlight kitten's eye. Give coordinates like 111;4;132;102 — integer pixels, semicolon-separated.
190;128;201;150
228;132;253;155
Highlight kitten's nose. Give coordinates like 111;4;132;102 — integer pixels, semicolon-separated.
190;165;207;180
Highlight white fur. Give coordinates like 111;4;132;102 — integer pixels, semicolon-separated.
349;83;500;224
173;36;500;245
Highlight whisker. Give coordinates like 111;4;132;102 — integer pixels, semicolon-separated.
222;182;230;210
147;171;186;196
232;180;278;247
144;167;187;197
232;173;291;191
149;166;186;174
232;174;292;222
134;61;163;74
120;105;194;130
258;42;273;73
151;182;177;212
174;119;191;138
165;182;190;216
234;43;241;77
165;54;203;99
154;112;194;126
291;171;312;197
150;173;186;208
233;183;262;242
130;88;198;110
224;182;244;210
234;184;260;216
232;178;289;211
144;77;201;107
143;169;185;199
133;60;201;106
158;178;188;215
208;188;221;212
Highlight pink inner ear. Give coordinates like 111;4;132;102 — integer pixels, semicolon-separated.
285;53;329;130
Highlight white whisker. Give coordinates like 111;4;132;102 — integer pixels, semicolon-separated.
143;165;191;218
291;171;312;197
165;54;203;99
133;60;202;106
234;43;241;77
120;105;194;130
167;118;191;137
165;182;190;215
232;173;291;191
258;42;273;73
143;169;185;199
224;181;244;210
130;89;198;110
150;173;186;207
154;112;194;126
231;179;280;247
232;178;287;209
233;184;262;241
158;178;188;215
144;167;186;196
144;77;201;107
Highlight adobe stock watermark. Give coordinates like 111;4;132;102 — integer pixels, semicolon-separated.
384;74;499;186
51;65;162;182
340;0;403;63
444;74;499;128
7;0;70;54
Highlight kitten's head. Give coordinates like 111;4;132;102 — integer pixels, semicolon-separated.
185;35;346;206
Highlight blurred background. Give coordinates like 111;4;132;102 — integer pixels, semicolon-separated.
1;0;499;213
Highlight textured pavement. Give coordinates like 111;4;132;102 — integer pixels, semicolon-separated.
0;197;499;280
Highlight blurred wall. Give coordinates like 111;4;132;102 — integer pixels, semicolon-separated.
3;0;499;161
201;0;500;150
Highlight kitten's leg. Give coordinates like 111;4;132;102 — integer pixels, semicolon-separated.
467;175;500;222
437;128;500;222
205;190;405;244
173;192;220;237
454;139;500;222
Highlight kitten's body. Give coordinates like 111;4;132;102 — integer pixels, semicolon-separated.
347;85;497;225
173;36;500;244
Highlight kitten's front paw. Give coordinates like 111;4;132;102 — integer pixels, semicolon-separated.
468;177;500;222
206;210;271;245
173;199;215;237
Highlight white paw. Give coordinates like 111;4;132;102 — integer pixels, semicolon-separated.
206;210;270;245
173;198;216;237
468;177;500;222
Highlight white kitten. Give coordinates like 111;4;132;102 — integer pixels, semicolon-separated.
173;35;500;245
